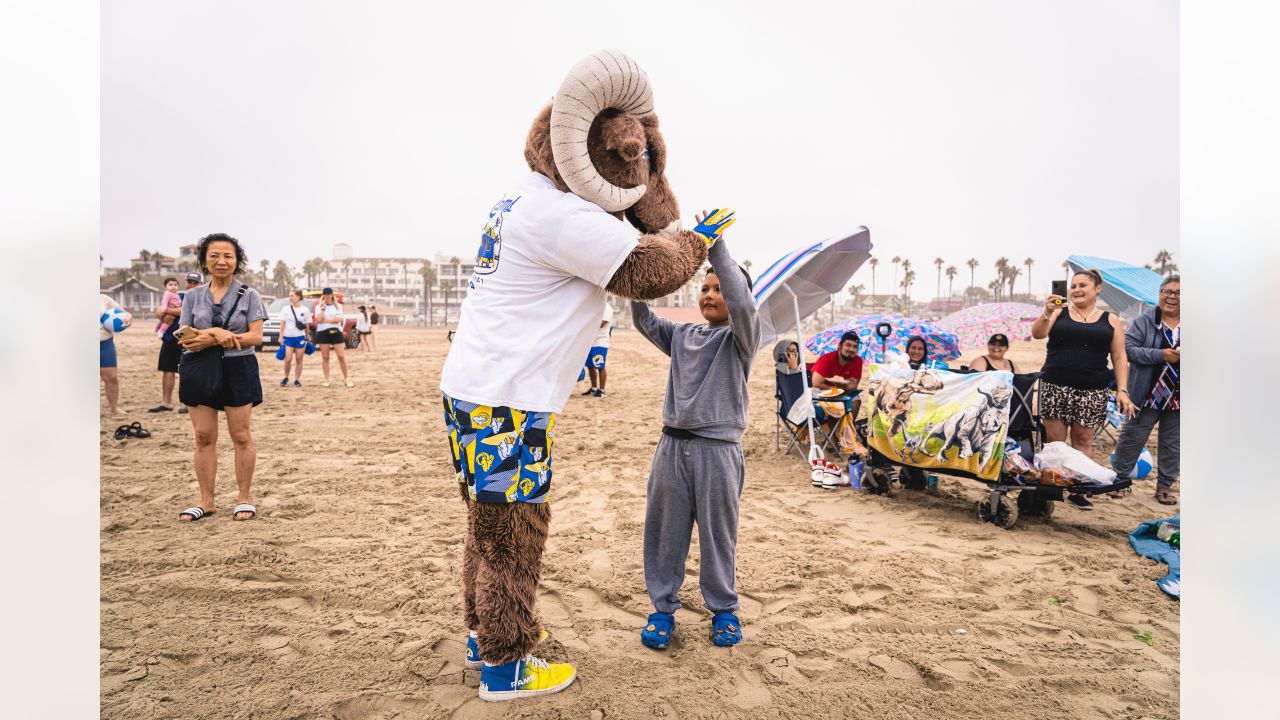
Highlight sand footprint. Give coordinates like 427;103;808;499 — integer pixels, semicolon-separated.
583;548;614;583
725;667;771;709
840;584;893;608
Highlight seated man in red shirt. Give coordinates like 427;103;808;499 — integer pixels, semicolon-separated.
811;331;864;420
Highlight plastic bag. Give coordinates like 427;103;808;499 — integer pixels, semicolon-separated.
1033;441;1117;485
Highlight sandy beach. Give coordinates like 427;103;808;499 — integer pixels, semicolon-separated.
100;326;1179;719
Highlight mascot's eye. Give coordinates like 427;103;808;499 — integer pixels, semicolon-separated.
641;149;650;160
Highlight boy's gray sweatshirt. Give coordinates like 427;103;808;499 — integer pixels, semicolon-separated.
631;240;760;443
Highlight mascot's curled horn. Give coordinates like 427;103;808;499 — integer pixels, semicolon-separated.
437;49;735;702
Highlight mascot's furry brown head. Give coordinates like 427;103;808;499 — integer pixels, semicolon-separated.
524;49;682;238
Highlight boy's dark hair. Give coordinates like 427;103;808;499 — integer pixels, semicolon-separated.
705;264;754;292
163;277;178;286
839;331;860;347
195;233;248;276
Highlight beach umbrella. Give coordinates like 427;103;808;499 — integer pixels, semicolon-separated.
752;227;872;460
806;313;961;363
937;302;1041;350
1066;255;1163;321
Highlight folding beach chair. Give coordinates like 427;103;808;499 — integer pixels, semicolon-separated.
774;370;836;461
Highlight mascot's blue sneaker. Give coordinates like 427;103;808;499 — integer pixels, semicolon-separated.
640;612;675;650
711;612;743;647
465;629;549;670
478;654;576;702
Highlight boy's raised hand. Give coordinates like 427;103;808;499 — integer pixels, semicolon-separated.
692;208;736;247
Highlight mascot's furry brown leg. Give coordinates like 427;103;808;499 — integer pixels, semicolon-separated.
471;502;550;664
439;49;732;702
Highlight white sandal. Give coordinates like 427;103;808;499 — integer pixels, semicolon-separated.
232;503;257;521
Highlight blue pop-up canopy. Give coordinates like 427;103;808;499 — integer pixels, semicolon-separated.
1066;255;1164;320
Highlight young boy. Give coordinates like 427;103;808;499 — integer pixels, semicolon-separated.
630;218;759;649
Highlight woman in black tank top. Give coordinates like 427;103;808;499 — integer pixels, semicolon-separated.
1030;269;1136;510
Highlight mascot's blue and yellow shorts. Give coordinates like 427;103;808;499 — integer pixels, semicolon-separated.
442;393;554;504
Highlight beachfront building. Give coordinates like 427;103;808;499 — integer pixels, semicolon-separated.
100;275;168;313
311;244;436;323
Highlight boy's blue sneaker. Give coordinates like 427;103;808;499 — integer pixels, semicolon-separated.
465;629;549;670
478;655;576;702
711;612;743;647
640;612;675;650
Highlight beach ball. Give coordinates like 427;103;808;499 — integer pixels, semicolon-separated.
1111;447;1153;479
100;307;129;333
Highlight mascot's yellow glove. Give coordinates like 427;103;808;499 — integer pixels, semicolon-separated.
692;208;737;247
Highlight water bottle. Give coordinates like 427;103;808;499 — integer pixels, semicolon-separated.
925;473;939;491
848;461;863;490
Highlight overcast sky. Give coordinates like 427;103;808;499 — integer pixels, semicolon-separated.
101;0;1177;299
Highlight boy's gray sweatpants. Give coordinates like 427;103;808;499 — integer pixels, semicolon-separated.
644;434;744;615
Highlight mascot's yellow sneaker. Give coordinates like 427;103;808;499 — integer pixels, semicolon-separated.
465;628;549;670
478;654;576;702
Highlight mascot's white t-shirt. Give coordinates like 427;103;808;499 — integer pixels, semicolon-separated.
440;172;639;413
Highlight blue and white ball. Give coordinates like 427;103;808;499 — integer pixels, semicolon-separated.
1111;447;1153;479
101;307;129;333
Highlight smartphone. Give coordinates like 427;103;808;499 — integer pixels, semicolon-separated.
172;325;197;341
1051;280;1067;302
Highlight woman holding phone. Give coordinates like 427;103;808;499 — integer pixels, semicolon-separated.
175;233;268;522
1031;268;1136;510
314;287;354;387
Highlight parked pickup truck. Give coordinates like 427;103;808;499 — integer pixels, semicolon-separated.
260;292;360;350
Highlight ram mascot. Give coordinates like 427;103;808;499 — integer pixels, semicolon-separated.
438;49;735;702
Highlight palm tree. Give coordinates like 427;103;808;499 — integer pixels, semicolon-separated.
1005;266;1021;299
869;257;879;300
272;260;293;295
260;259;270;289
891;256;901;297
946;265;957;298
1153;250;1177;275
441;279;455;324
302;256;317;286
900;270;917;310
934;257;944;300
419;260;437;325
966;258;979;293
342;258;353;296
848;283;865;309
1023;257;1034;298
114;267;130;285
987;278;1002;302
129;262;144;280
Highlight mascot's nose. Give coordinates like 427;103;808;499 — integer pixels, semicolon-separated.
617;139;645;162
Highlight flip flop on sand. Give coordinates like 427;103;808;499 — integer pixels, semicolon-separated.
641;612;675;650
232;503;257;521
1155;489;1178;505
127;422;152;438
113;425;130;441
178;507;214;522
710;612;742;647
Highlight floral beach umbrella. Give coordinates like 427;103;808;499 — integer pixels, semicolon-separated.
806;314;961;363
937;302;1042;351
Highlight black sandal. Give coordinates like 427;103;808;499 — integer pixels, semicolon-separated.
127;422;152;438
113;425;130;440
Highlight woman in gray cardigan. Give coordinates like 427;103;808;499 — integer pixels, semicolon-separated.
1112;275;1180;505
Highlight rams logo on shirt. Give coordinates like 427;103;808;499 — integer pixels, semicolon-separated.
519;477;535;497
471;410;492;429
476;453;494;472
